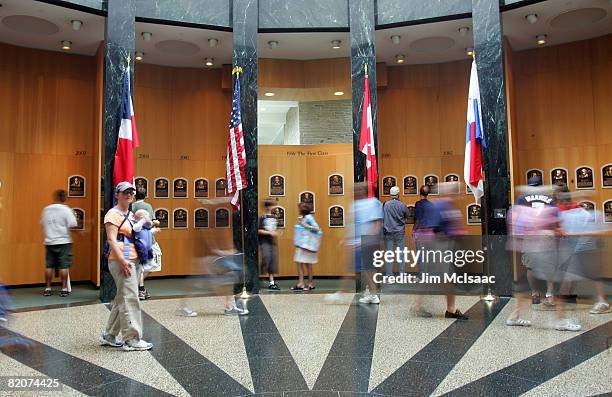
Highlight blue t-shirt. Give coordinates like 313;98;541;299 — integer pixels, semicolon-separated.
414;199;435;231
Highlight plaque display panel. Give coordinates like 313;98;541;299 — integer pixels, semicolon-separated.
382;176;397;196
154;178;169;198
550;168;568;187
269;174;285;196
526;169;543;185
601;164;612;188
272;206;285;229
194;208;209;228
135;177;148;197
444;174;461;193
173;178;188;198
604;200;612;224
155;208;169;229
328;174;344;196
215;208;230;228
68;175;86;197
173;208;188;229
298;191;315;213
575;166;594;190
194;178;209;198
73;208;85;230
406;205;415;225
328;205;344;228
467;204;482;224
424;174;439;195
215;178;228;197
403;175;418;195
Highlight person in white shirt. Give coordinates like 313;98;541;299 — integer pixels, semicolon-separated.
40;190;77;297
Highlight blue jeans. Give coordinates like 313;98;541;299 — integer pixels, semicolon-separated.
384;232;406;275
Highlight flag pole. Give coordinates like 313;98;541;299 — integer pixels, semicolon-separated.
232;65;250;300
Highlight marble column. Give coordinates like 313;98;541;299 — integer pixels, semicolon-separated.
100;0;135;303
471;0;512;296
350;0;378;195
232;0;259;293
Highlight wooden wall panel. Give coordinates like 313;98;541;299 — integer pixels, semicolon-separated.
258;145;354;277
133;63;232;278
0;43;98;285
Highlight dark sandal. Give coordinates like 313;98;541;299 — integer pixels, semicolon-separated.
60;290;70;297
43;289;52;296
308;285;315;290
291;285;304;292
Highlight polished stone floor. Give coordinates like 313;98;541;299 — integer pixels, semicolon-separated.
1;292;611;396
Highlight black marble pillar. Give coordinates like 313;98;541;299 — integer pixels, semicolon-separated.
472;0;512;296
349;0;378;195
100;0;135;303
232;0;259;294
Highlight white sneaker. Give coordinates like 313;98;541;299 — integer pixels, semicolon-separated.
122;339;153;351
176;307;198;317
555;319;581;332
224;306;249;316
99;332;123;347
589;301;610;314
324;292;343;303
506;318;532;327
359;295;380;304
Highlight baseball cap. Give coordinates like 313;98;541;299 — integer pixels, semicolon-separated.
390;186;400;196
527;175;542;186
115;181;136;193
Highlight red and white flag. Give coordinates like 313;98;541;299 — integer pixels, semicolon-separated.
359;68;378;198
464;59;486;203
226;72;247;209
113;71;139;186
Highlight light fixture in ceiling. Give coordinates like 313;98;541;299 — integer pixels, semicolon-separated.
204;57;214;67
142;32;152;41
466;47;474;57
536;34;547;45
458;26;470;36
135;51;144;61
61;40;71;50
264;92;275;97
395;54;405;64
334;91;344;96
71;20;82;31
331;40;342;49
208;38;218;48
525;13;538;24
268;40;279;49
390;35;401;45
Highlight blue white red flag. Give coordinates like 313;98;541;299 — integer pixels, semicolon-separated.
113;70;139;187
464;60;486;203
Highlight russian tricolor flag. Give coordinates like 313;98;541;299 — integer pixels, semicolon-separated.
464;60;486;202
113;71;140;187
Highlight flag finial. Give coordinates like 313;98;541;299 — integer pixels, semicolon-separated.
232;66;243;76
364;63;368;75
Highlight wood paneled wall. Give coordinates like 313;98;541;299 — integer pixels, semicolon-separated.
133;63;233;277
0;43;98;285
377;60;482;240
258;145;354;277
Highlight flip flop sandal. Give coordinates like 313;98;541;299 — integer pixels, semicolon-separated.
291;285;303;292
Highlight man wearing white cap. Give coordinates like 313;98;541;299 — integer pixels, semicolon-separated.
383;186;409;275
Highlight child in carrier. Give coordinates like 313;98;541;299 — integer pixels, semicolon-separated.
132;210;160;273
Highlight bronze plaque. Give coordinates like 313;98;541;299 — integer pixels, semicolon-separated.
329;174;344;195
194;178;209;198
272;206;285;228
602;164;612;188
173;208;188;229
604;201;612;224
173;178;188;198
216;178;227;197
329;206;344;228
382;176;396;196
526;169;543;185
215;208;230;228
154;178;169;198
135;177;148;197
299;191;315;213
73;208;84;230
403;175;417;195
270;175;285;196
194;208;209;228
550;168;567;187
406;205;415;225
424;175;439;195
578;201;595;212
575;166;594;189
68;175;85;197
445;174;461;193
155;208;169;229
467;204;482;224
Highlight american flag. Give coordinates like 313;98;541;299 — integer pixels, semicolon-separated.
226;71;247;209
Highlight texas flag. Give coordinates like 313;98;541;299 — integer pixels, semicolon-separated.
464;60;486;203
359;68;378;198
113;70;140;186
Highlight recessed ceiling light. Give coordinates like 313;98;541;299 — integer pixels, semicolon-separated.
135;51;144;61
142;32;152;41
466;47;474;57
268;40;279;49
458;27;470;36
208;38;218;48
536;34;547;45
395;54;405;64
334;91;344;96
61;40;71;50
331;40;341;49
525;14;538;24
264;92;275;97
391;35;401;45
71;20;82;31
204;57;214;67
